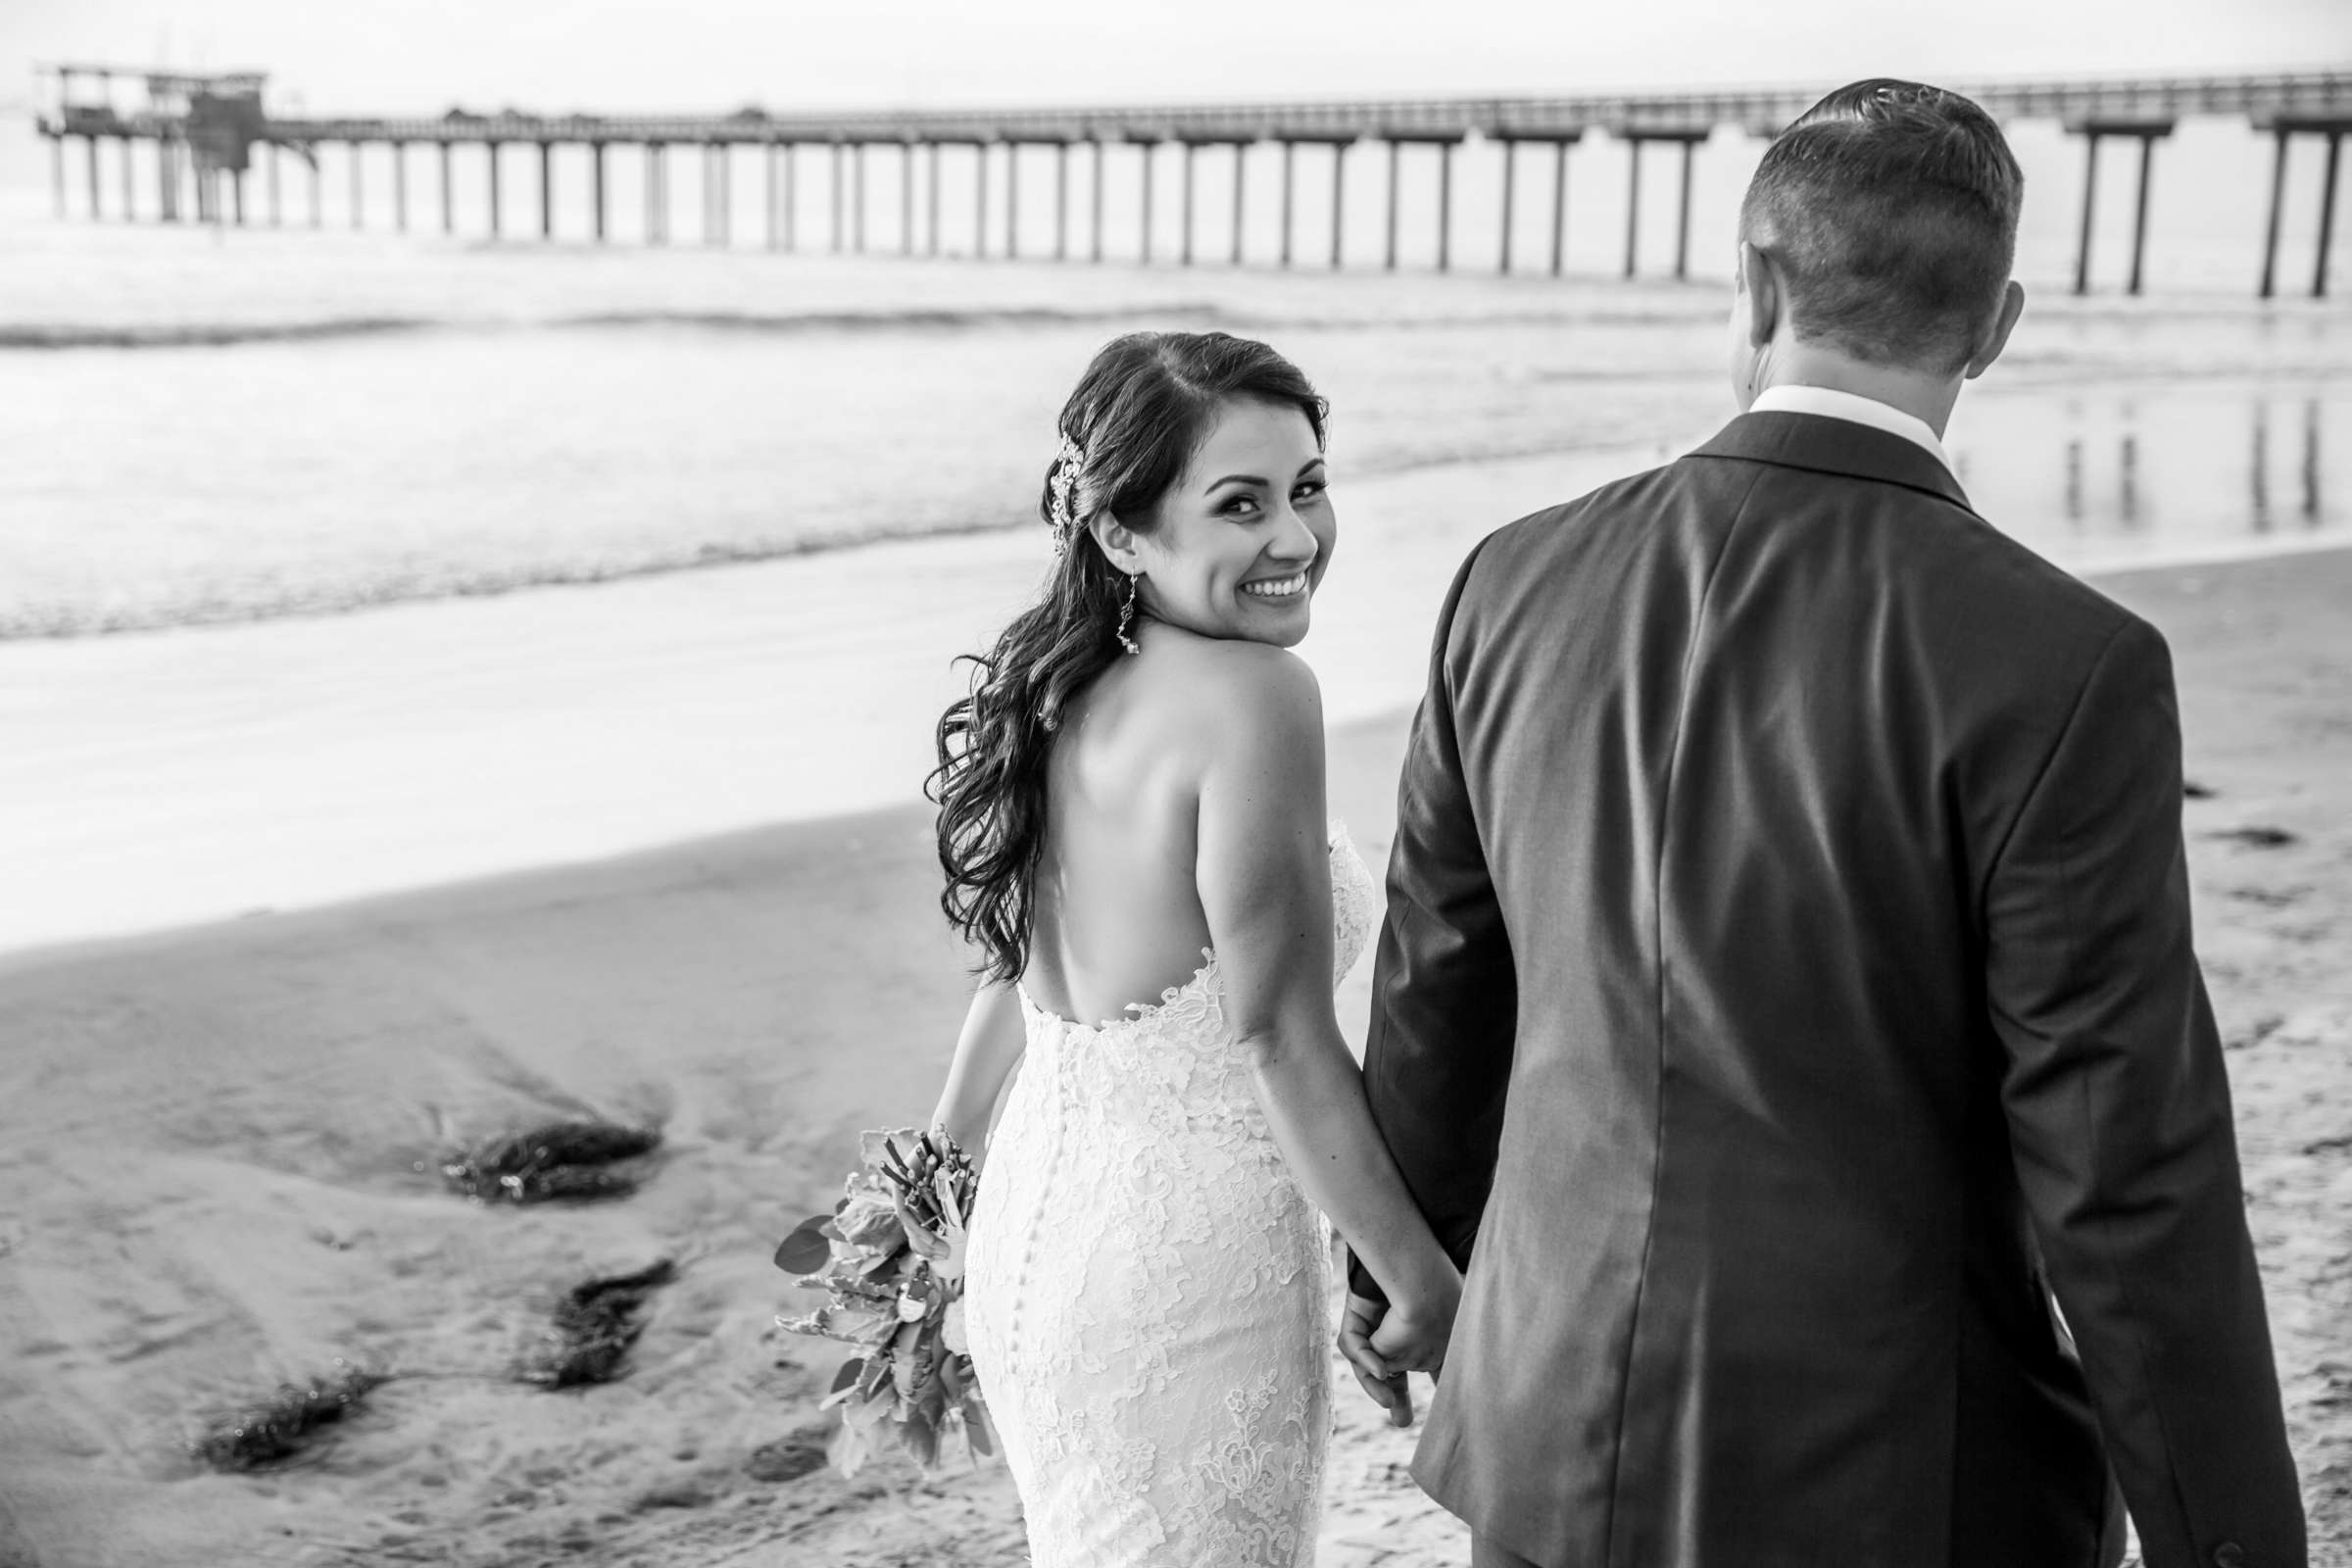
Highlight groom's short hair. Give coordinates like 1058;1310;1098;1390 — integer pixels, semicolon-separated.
1741;79;2023;372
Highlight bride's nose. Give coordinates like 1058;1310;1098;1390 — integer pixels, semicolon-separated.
1264;506;1319;564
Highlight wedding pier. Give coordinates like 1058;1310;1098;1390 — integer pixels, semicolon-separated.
31;66;2352;298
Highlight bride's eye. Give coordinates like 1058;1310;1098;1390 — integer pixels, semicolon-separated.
1220;494;1262;517
1294;478;1329;502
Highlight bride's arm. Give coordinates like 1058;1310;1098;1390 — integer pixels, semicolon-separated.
1195;646;1460;1362
928;979;1026;1162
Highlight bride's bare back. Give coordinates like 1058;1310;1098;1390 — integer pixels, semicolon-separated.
1024;629;1250;1028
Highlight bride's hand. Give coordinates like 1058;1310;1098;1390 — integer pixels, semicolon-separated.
1367;1267;1461;1382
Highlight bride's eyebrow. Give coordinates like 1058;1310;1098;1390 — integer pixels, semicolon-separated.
1204;473;1269;491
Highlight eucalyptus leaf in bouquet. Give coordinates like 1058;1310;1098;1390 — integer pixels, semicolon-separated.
774;1127;993;1476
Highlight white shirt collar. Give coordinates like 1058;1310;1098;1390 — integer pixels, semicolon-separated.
1748;384;1953;473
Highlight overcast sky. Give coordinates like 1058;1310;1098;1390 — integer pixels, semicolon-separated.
6;0;2348;116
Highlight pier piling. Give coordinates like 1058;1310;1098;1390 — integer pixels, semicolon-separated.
1231;143;1247;265
2261;128;2290;299
121;136;135;220
1551;137;1572;275
1091;139;1106;263
542;141;556;240
592;141;608;242
267;142;280;225
2065;120;2170;294
854;141;866;252
1279;140;1296;267
350;141;364;230
1181;141;1197;266
1384;139;1400;270
49;133;64;219
645;141;666;244
1438;140;1454;271
1620;128;1708;279
438;142;452;233
1055;141;1069;261
786;142;800;250
1499;137;1518;273
1007;142;1020;259
1332;141;1348;269
2319;131;2343;299
84;135;100;220
486;142;501;238
928;143;942;257
231;168;245;225
307;145;319;227
837;140;856;255
1674;139;1695;278
966;141;989;258
1624;137;1642;277
2129;134;2155;295
1139;138;1156;264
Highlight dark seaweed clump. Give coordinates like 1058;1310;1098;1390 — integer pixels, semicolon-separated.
191;1365;389;1470
440;1119;662;1204
516;1259;678;1389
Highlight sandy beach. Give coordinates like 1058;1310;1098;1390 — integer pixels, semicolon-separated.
2;533;2346;1566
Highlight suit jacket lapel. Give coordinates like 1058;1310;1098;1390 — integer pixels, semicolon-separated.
1692;410;1977;514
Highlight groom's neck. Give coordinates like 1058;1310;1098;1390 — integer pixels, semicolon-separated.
1754;340;1964;438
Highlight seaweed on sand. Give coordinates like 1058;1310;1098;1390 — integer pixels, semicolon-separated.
439;1119;662;1204
191;1364;389;1470
516;1259;678;1389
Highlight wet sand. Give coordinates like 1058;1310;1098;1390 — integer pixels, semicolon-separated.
1;543;2346;1566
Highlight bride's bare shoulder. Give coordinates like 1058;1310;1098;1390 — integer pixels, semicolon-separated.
1150;633;1322;752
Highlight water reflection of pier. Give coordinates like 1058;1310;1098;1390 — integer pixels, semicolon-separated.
30;67;2352;298
2055;397;2329;537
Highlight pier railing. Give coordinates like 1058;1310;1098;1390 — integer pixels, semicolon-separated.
32;67;2352;298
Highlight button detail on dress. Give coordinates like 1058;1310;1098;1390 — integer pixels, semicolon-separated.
2214;1543;2245;1568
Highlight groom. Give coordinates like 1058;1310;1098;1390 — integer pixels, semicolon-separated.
1342;80;2306;1567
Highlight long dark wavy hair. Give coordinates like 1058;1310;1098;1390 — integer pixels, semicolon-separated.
926;331;1329;983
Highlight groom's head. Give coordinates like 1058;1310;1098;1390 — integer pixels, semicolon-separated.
1733;79;2026;404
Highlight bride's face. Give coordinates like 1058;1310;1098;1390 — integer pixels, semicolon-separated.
1130;399;1333;649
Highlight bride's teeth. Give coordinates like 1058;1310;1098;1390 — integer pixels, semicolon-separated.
1243;574;1303;599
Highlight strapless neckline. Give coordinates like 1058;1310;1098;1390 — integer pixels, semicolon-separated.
1014;819;1371;1037
1017;948;1221;1036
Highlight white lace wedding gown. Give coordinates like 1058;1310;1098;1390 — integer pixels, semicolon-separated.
964;823;1379;1568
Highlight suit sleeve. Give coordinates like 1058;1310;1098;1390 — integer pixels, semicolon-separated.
1985;616;2306;1568
1348;539;1518;1301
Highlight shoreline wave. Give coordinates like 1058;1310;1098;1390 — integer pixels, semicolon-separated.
2;288;2329;354
0;299;1743;352
0;430;1685;642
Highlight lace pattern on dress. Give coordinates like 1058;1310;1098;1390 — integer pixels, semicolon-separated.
964;822;1379;1568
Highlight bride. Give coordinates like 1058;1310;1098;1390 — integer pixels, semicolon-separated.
924;331;1462;1566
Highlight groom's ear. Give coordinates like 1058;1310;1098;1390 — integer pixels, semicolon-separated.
1737;241;1781;349
1963;279;2027;381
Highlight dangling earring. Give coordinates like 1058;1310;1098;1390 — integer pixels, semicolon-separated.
1115;573;1142;656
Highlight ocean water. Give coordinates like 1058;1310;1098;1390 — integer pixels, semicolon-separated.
0;126;2346;953
0;191;2347;639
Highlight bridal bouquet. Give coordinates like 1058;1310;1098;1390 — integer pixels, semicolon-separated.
773;1127;996;1475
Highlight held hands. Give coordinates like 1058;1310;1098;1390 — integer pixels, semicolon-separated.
1336;1271;1460;1429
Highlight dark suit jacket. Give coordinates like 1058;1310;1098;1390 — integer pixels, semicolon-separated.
1357;411;2305;1568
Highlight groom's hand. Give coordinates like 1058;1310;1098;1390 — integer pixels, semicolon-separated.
1339;1292;1414;1427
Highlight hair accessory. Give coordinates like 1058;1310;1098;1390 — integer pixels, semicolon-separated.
1048;433;1086;557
